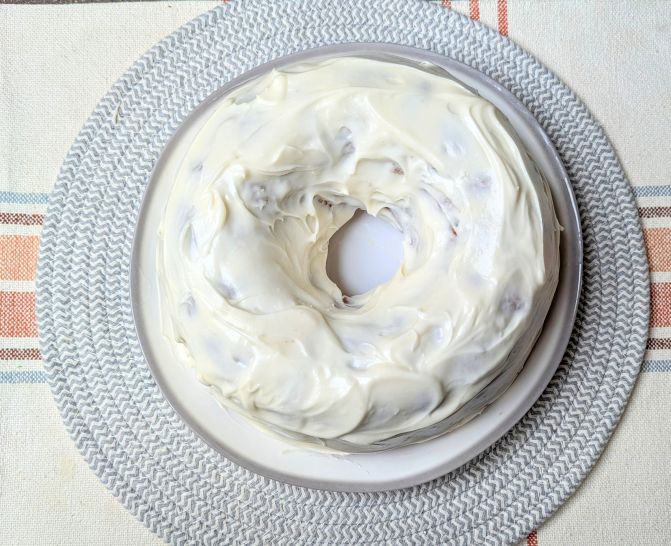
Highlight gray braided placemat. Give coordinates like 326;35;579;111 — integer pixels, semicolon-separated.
36;1;649;544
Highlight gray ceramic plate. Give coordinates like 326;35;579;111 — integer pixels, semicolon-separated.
131;43;582;492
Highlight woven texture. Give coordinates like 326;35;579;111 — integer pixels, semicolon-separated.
35;1;649;544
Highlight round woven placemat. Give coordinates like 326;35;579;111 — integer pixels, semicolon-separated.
37;1;649;544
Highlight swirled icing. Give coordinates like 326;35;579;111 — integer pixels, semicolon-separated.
157;57;560;450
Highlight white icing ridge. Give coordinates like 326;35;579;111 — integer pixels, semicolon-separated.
157;57;560;450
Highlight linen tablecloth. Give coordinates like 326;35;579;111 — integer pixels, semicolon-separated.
1;1;669;544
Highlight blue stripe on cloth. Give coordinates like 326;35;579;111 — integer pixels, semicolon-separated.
0;363;665;386
0;364;666;384
0;191;50;205
0;371;47;384
642;360;671;373
633;185;671;197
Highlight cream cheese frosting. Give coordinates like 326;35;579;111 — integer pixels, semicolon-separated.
157;56;560;451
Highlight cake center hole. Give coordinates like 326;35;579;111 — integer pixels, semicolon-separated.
326;210;404;297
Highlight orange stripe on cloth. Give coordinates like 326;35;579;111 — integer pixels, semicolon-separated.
497;0;508;36
0;291;37;337
469;0;480;20
644;228;671;272
442;0;452;7
652;283;671;327
527;529;538;546
0;235;40;281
